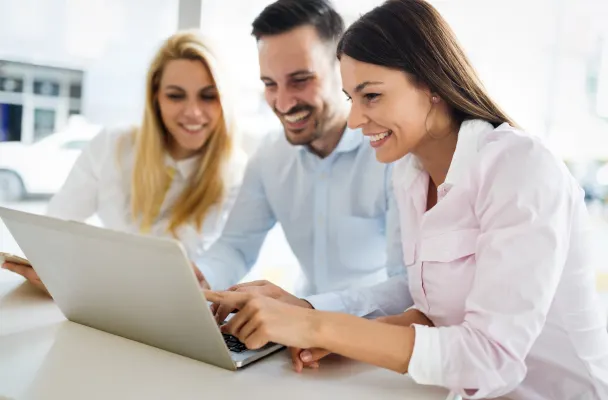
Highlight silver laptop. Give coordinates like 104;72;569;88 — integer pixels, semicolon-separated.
0;206;283;370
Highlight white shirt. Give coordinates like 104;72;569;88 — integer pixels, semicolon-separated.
47;128;246;260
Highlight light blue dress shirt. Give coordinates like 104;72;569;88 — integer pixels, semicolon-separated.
196;127;411;316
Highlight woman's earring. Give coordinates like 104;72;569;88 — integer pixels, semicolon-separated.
431;96;439;103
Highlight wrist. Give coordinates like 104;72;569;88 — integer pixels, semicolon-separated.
308;310;330;349
281;293;314;309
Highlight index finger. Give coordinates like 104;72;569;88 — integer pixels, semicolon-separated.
3;262;38;280
228;280;270;290
204;290;251;309
214;303;237;325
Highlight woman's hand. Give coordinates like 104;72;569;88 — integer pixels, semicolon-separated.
1;262;51;297
290;308;433;371
210;280;312;324
205;290;319;351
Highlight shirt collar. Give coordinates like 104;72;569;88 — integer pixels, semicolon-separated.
298;126;363;155
164;154;199;180
396;119;495;190
334;127;363;153
443;119;494;186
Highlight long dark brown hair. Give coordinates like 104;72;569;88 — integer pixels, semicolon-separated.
337;0;515;128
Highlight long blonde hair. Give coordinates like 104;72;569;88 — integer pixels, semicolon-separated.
130;30;237;235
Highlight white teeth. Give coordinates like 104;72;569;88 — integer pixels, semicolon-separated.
182;124;203;132
284;110;311;123
370;131;391;142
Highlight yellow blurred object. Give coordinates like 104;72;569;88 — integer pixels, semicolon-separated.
596;272;608;292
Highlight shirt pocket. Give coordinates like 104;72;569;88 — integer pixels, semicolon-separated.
417;228;478;320
337;216;386;272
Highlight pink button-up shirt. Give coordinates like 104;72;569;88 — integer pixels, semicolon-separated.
395;120;608;399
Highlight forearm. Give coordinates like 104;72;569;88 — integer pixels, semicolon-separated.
377;307;434;327
311;311;415;373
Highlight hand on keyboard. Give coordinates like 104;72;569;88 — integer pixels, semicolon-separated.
223;333;247;353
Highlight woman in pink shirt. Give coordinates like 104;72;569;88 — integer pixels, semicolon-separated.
206;0;608;398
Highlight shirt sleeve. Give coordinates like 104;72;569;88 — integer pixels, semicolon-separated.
46;130;112;220
407;138;579;399
194;148;277;290
305;274;412;317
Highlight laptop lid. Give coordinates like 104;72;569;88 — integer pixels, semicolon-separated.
0;207;236;370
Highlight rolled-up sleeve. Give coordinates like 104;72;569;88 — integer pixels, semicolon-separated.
408;138;576;399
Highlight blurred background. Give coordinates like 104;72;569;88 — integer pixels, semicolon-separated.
0;0;607;299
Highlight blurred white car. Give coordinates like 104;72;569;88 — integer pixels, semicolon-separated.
0;118;102;201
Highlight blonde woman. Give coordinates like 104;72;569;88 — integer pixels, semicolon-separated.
2;30;247;294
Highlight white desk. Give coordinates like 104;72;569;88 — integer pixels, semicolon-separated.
0;278;451;400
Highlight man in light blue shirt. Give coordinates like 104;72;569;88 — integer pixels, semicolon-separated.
196;0;412;318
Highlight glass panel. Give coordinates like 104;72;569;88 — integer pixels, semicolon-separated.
69;83;82;99
33;108;56;141
0;76;24;93
33;79;60;97
0;103;23;141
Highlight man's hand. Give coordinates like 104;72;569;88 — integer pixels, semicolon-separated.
191;262;210;290
210;280;312;324
1;262;51;296
290;347;331;372
205;290;318;351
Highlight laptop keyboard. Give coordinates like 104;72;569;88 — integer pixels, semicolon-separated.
223;334;247;353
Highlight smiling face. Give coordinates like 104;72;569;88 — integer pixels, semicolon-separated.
156;58;222;159
257;25;345;147
340;55;435;163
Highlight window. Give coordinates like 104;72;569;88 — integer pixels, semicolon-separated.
69;83;82;99
0;77;24;93
33;108;56;141
33;79;60;97
0;104;23;141
0;61;85;144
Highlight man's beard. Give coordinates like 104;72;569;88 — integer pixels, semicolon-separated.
277;104;322;146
